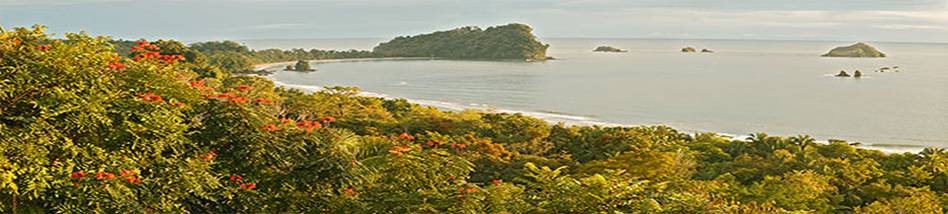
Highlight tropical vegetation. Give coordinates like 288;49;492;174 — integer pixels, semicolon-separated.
373;23;550;61
1;25;946;213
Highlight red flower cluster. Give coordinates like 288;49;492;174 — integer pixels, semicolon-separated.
229;97;249;104
235;85;253;92
211;93;237;99
240;183;256;191
71;170;140;185
261;124;280;132
137;92;164;103
492;179;503;186
297;120;322;132
132;41;159;51
35;45;52;51
96;172;116;180
190;80;206;88
200;151;217;161
225;175;255;191
389;145;413;156
344;187;357;196
120;170;140;184
450;143;467;150
120;170;136;177
108;62;126;71
321;117;336;123
459;187;478;193
254;98;273;105
133;51;161;61
158;55;185;63
398;132;415;141
426;140;443;147
70;172;88;179
126;176;141;184
130;41;183;63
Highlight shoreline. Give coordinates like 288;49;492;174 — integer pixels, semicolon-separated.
253;57;438;71
254;60;931;154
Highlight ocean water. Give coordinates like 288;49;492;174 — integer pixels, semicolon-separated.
245;38;948;150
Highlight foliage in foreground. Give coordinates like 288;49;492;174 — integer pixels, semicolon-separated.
1;26;947;213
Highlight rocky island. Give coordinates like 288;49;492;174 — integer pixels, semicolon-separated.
681;47;697;53
593;46;627;53
701;48;714;53
373;23;550;61
822;42;886;58
285;60;316;72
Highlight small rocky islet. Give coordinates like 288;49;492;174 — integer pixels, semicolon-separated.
833;66;900;78
285;60;317;72
681;47;713;53
822;42;886;58
593;46;628;53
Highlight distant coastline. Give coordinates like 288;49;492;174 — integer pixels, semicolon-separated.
256;59;932;154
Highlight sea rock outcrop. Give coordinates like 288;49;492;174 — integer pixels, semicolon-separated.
822;43;886;58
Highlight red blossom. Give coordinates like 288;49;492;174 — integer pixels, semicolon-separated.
240;183;256;190
108;62;126;70
321;117;336;123
235;85;253;92
344;187;356;196
120;170;136;177
466;188;478;193
131;46;144;51
201;151;217;161
213;93;237;99
172;102;185;107
389;145;412;156
398;132;415;141
254;98;273;105
35;45;52;51
296;120;322;132
70;171;87;179
229;175;243;182
95;172;115;180
261;124;280;132
137;92;164;103
190;81;206;88
492;179;503;186
126;176;141;184
146;44;159;50
427;140;443;147
279;118;292;124
229;97;249;104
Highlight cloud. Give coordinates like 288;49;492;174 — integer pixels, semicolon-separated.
875;24;948;30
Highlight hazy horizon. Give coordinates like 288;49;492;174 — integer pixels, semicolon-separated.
2;0;947;43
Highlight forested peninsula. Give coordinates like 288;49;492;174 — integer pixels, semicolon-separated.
1;25;946;213
373;23;551;61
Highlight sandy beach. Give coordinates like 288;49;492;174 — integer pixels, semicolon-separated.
253;57;436;71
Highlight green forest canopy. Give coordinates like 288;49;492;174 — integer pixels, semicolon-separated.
373;23;551;61
1;25;946;213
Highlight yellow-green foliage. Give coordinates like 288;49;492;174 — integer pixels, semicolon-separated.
1;26;947;213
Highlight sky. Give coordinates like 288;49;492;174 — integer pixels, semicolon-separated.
1;0;947;43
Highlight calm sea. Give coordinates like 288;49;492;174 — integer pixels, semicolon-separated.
243;38;948;151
